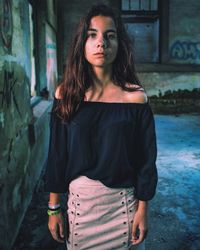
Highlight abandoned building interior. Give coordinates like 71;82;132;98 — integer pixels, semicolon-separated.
0;0;200;249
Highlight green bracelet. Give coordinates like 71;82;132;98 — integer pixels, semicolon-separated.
47;209;61;216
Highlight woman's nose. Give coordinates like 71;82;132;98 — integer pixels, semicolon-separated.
97;36;107;48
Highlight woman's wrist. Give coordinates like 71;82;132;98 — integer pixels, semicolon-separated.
137;200;148;213
48;193;61;216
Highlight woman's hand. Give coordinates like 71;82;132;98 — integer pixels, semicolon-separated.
131;200;148;245
48;212;65;243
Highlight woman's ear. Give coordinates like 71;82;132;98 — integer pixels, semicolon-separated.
55;85;62;99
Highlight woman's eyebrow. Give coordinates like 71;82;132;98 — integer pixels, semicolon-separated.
87;28;117;33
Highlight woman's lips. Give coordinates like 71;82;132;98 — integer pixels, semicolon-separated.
94;53;106;57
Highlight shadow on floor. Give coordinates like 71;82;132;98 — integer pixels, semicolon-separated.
12;174;67;250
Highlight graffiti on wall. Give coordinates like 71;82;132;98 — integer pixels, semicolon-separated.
0;0;13;52
170;40;200;62
46;23;58;99
0;69;22;118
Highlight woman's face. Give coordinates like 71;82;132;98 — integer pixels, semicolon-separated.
84;15;118;69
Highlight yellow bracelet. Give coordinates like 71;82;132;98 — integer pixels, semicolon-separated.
47;209;61;216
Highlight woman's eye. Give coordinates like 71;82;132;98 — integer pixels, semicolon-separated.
107;33;116;39
88;33;96;38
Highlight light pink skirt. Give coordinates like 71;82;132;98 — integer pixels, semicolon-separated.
66;176;145;250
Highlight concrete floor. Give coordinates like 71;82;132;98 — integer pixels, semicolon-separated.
12;114;200;250
147;114;200;250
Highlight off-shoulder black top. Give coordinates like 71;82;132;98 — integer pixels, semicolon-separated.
45;97;157;201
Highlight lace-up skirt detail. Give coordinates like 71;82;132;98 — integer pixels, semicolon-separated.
66;176;145;250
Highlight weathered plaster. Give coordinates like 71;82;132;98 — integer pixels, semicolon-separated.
0;1;52;249
139;72;200;97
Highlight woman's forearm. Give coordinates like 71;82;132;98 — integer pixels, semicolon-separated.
49;192;61;205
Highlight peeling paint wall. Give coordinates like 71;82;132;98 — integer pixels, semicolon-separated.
0;1;31;249
139;72;200;97
0;1;53;249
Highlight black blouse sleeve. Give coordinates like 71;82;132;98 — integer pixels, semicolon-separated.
135;103;158;201
44;99;68;193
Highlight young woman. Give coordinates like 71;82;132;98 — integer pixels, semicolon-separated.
45;4;157;250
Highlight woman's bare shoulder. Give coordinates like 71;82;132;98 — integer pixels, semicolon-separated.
123;83;148;104
55;85;62;99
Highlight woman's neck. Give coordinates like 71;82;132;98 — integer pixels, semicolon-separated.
92;66;113;90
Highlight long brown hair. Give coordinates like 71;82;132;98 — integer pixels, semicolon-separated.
57;4;142;122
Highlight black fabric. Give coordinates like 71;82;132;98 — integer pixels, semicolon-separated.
45;97;157;201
